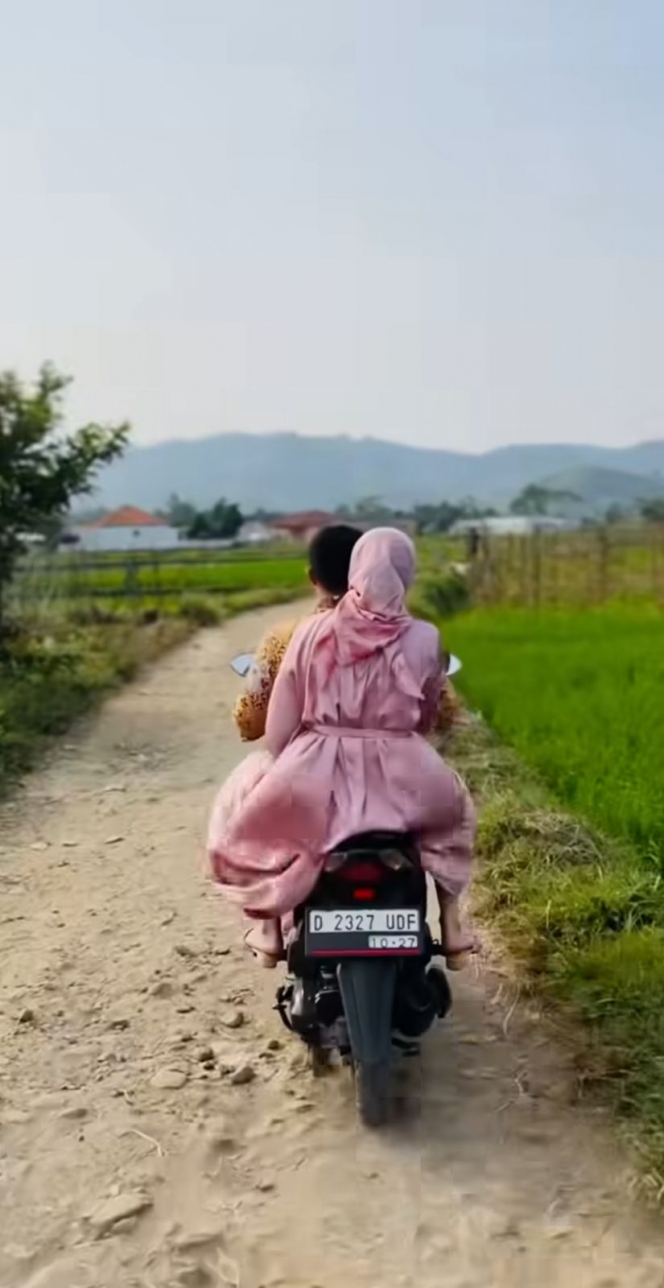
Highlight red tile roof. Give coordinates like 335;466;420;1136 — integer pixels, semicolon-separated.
273;511;335;533
95;506;168;529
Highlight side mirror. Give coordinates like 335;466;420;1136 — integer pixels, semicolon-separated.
230;653;255;678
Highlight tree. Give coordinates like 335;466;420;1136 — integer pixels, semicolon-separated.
510;484;579;517
186;498;243;541
412;499;496;534
0;366;128;628
640;497;664;523
160;493;197;529
210;499;243;538
353;496;394;521
605;503;625;526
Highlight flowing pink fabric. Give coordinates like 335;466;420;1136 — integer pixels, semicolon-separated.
208;528;475;943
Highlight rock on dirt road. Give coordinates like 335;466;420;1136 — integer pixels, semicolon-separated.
1;605;664;1287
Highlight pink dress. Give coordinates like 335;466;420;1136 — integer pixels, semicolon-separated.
208;610;475;937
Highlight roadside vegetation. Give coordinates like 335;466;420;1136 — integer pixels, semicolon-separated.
426;591;664;1193
0;614;191;787
0;582;310;792
0;367;310;793
13;550;308;605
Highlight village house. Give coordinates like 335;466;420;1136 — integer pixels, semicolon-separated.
65;506;180;552
450;516;577;538
270;511;417;545
271;511;337;543
237;519;278;546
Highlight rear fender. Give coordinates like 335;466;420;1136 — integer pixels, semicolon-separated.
337;959;397;1066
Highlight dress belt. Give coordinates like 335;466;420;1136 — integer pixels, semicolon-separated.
310;724;411;740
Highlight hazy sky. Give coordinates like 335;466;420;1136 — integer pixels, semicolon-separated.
2;0;664;452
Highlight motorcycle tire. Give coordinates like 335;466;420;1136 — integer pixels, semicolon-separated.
308;1045;328;1078
354;1059;390;1128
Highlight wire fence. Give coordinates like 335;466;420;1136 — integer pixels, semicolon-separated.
466;524;664;607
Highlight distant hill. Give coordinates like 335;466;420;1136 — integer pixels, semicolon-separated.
537;466;664;518
90;431;664;514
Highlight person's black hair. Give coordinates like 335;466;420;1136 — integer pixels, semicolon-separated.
308;524;362;597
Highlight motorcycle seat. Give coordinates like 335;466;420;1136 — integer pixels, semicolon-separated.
330;831;418;858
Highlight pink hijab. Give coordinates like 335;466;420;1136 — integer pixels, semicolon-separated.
318;527;416;669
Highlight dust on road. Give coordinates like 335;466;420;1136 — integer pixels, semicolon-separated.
1;605;663;1288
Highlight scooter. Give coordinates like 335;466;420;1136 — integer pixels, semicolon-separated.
229;651;462;1126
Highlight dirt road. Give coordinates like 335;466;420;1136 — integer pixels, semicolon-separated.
2;605;664;1288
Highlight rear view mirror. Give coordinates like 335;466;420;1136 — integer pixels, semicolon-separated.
447;654;462;677
230;653;255;678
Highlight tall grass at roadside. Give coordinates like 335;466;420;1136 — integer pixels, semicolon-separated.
0;580;310;793
440;604;664;1192
0;617;193;786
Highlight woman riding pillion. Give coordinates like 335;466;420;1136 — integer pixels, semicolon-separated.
209;527;475;969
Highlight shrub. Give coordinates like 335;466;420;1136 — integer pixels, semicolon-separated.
176;596;222;627
417;572;470;620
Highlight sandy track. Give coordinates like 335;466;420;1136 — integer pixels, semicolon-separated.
1;605;664;1288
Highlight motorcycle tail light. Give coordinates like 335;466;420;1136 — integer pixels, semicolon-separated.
353;887;376;901
337;859;386;883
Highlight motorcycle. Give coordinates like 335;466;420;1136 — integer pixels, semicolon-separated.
229;650;462;1127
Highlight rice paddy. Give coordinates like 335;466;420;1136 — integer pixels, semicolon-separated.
445;604;664;866
440;596;664;1187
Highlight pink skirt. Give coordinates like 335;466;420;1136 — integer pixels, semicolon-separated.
208;751;285;956
208;735;475;955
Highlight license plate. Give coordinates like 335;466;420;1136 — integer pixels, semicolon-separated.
305;908;423;957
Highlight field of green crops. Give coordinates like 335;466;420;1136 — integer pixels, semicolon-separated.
446;604;664;864
13;550;308;603
442;601;664;1182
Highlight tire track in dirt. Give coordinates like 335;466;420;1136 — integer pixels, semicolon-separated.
1;605;663;1288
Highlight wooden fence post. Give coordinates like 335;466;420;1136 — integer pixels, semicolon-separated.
598;527;609;604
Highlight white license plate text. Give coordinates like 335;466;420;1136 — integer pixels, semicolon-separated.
308;909;420;935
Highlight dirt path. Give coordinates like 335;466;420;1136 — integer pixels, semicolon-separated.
2;605;664;1288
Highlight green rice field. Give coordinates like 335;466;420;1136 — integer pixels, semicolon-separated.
442;601;664;1179
446;604;664;865
12;549;309;605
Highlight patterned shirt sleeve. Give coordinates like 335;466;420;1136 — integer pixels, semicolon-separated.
419;631;463;736
436;680;462;734
232;629;288;742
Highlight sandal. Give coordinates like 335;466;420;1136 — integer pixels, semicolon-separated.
243;928;282;969
439;914;478;972
445;948;473;972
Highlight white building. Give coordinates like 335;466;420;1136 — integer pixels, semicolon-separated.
450;515;578;537
237;519;278;546
67;506;180;552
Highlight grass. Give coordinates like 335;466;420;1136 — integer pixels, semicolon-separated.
438;602;664;1192
40;544;307;566
444;604;664;865
0;616;192;788
14;551;308;602
468;524;664;608
447;716;664;1191
0;577;310;793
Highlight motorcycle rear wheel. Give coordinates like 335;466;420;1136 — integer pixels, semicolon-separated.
354;1059;390;1127
308;1044;328;1077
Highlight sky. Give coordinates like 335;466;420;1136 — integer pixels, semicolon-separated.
1;0;664;453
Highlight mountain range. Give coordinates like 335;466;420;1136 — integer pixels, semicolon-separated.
91;432;664;515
